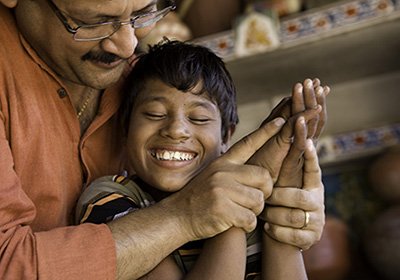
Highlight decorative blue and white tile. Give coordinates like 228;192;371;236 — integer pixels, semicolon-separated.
280;0;396;43
317;123;400;164
192;31;236;61
193;0;398;59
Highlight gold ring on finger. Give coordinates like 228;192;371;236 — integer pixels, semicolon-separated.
301;210;310;229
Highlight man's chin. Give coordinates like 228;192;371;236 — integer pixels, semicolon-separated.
86;67;126;90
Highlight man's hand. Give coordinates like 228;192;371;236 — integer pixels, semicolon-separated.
166;117;287;240
248;78;328;249
262;137;325;250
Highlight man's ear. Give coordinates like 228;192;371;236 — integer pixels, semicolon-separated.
1;0;18;8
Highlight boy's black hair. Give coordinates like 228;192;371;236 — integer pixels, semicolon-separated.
120;39;239;142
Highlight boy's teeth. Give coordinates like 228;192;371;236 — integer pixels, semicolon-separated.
153;150;195;161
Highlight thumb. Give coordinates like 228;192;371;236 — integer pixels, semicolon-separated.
222;117;286;164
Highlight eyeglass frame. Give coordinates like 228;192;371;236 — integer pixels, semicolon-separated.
46;0;176;42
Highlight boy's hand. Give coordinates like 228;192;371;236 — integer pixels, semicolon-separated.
247;106;321;183
263;78;329;141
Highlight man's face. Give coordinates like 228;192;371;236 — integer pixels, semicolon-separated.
14;0;156;89
127;79;230;193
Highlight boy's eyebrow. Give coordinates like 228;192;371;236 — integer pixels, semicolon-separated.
189;101;218;112
138;95;166;103
139;96;217;111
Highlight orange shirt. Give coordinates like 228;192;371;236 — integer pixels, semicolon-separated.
0;6;127;279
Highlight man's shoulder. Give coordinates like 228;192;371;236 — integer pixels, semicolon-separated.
0;5;20;55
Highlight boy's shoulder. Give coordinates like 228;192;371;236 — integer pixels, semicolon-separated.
75;175;155;224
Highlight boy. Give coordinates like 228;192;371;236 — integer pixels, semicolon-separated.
76;40;326;279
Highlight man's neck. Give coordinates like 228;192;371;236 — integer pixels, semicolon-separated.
64;81;103;135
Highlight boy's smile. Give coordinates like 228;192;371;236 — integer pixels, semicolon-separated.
127;79;230;193
151;149;197;161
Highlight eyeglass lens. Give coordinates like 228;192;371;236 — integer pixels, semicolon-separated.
74;0;175;41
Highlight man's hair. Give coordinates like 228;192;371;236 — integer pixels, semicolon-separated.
120;39;239;141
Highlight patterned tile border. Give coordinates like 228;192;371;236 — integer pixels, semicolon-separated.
280;0;397;43
191;30;236;61
192;0;400;61
317;123;400;164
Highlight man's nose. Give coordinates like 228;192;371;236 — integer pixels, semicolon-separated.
100;24;138;59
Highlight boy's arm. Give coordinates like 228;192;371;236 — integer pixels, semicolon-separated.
262;233;307;280
138;256;183;280
138;228;246;280
262;128;323;279
185;227;247;280
261;117;308;280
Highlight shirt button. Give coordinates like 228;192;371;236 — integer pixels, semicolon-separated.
57;88;67;98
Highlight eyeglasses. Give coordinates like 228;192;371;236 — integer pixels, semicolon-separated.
46;0;176;42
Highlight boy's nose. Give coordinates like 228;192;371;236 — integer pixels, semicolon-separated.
160;118;191;141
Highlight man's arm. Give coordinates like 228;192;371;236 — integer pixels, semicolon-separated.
0;119;116;279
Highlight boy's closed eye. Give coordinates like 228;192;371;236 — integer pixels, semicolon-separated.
188;115;213;125
143;112;166;120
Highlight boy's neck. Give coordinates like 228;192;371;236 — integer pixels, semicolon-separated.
131;175;171;202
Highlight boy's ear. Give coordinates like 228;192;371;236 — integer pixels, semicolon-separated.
221;125;236;153
1;0;18;8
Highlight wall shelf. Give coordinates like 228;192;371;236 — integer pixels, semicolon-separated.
227;13;400;105
226;12;400;144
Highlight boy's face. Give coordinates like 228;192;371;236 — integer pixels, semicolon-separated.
127;79;230;193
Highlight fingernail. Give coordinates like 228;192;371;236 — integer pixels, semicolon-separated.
299;116;305;125
295;83;303;91
324;86;331;95
274;117;285;126
313;104;322;111
306;139;314;150
305;79;313;88
316;87;323;96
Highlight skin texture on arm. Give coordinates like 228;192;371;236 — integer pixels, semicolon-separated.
108;117;286;280
261;117;308;280
262;233;307;280
137;229;246;280
185;228;246;280
138;256;184;280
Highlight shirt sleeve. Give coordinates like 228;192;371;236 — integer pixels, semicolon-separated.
0;113;116;280
76;175;155;224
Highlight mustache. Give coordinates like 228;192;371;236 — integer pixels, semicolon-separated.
82;52;123;64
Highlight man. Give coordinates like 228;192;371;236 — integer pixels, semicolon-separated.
0;0;326;279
